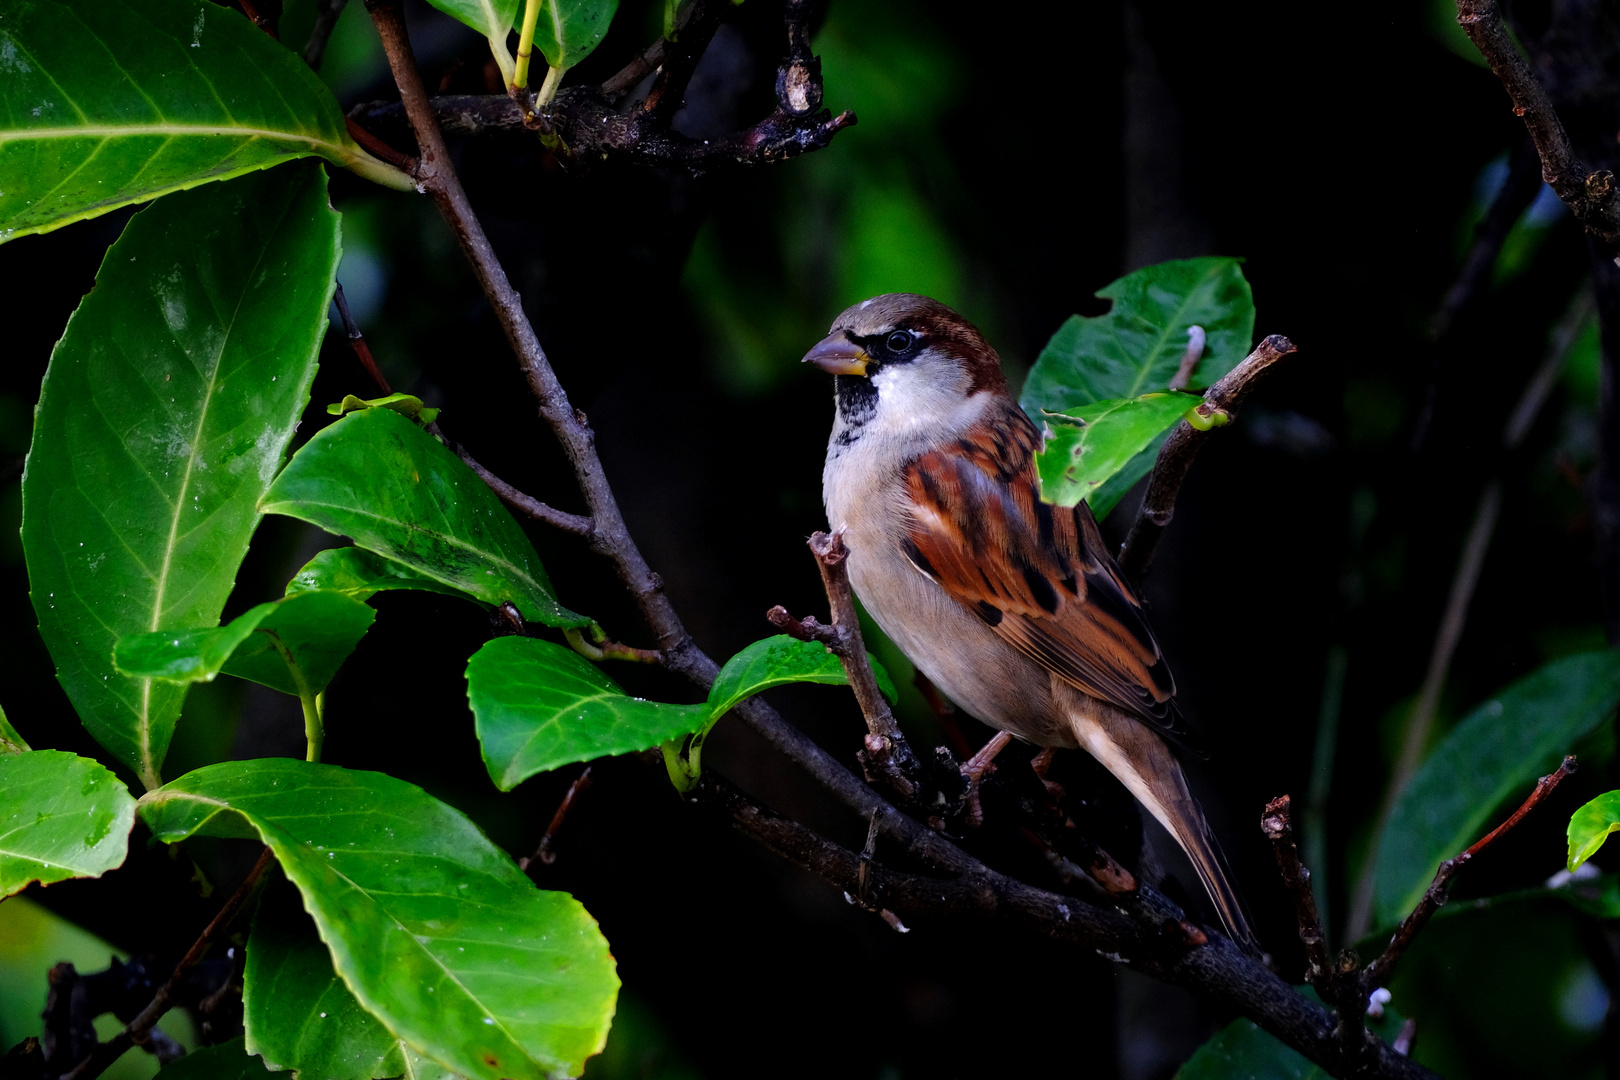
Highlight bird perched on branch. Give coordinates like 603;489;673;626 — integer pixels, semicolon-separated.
805;293;1257;952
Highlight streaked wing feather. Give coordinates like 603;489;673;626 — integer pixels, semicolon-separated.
901;400;1201;749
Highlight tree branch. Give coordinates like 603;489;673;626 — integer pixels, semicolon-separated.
62;847;275;1080
1455;0;1620;245
1363;755;1577;988
1119;334;1297;579
304;0;347;69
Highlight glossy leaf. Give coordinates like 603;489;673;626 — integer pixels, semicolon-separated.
1020;258;1254;518
1373;649;1620;927
22;164;339;788
0;750;136;899
287;546;476;604
245;882;410;1080
113;591;376;698
153;1038;273;1078
423;0;519;85
533;0;619;71
708;635;897;715
468;636;708;791
1568;791;1620;872
1034;392;1202;512
0;0;409;242
139;759;619;1080
468;634;895;791
0;705;29;754
261;408;587;629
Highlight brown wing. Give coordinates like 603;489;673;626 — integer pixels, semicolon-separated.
900;399;1200;749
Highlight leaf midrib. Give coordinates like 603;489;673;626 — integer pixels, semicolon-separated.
1117;263;1222;398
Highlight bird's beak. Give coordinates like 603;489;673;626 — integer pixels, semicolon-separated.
802;332;870;376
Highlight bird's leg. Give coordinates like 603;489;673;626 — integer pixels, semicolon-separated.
1029;746;1065;802
959;731;1013;826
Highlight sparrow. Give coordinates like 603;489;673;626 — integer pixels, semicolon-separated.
805;293;1258;952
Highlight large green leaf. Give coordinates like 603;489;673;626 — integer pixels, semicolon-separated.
245;881;411;1080
532;0;619;71
1035;392;1203;514
286;546;478;605
0;750;136;899
0;0;409;243
153;1038;273;1078
22;163;339;788
468;637;708;791
113;590;377;698
139;760;619;1080
261;408;587;629
1020;258;1254;517
1373;649;1620;927
467;634;895;791
1568;791;1620;873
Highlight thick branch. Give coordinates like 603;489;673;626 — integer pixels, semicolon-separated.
1119;334;1297;579
700;775;1436;1080
1456;0;1620;244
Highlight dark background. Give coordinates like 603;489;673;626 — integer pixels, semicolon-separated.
2;1;1616;1077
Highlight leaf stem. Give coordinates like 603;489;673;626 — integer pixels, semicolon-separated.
536;65;565;106
512;0;542;91
303;690;325;764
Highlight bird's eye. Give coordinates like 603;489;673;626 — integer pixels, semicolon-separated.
886;330;914;353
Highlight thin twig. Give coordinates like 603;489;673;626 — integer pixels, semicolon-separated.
345;116;417;172
332;281;393;394
63;847;275;1080
304;0;349;70
1430;137;1544;343
1363;756;1577;987
1261;796;1331;987
521;766;594;869
364;6;1435;1071
453;444;596;537
1119;334;1297;579
1455;0;1620;244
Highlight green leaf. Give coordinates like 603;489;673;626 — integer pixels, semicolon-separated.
114;591;377;698
468;636;709;791
327;392;441;425
707;635;896;716
0;750;136;899
1373;649;1620;927
423;0;519;85
533;0;619;71
1568;791;1620;872
153;1037;273;1078
22;163;340;789
245;881;411;1080
467;634;896;791
139;759;619;1080
287;546;477;604
0;0;409;243
1020;258;1254;519
261;408;587;629
0;704;30;754
1034;392;1203;511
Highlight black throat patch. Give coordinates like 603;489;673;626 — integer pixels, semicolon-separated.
833;373;879;433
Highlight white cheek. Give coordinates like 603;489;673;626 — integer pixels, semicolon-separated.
868;363;971;438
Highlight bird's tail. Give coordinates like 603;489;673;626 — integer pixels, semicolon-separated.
1064;697;1260;954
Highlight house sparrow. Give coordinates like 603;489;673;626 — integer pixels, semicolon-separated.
807;293;1257;952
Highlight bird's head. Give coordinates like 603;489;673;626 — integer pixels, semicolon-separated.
803;295;1007;429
